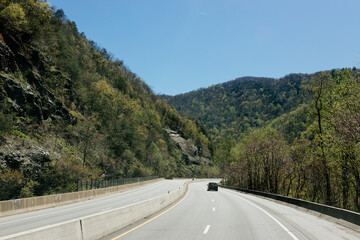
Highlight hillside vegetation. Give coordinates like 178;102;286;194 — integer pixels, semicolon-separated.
162;74;309;140
164;70;360;212
0;0;216;200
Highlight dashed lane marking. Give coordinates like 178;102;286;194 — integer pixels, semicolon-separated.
203;225;211;234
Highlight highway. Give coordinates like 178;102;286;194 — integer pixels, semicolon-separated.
103;181;360;240
0;179;186;237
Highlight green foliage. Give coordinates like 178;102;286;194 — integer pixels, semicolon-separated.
164;74;308;141
217;69;360;211
20;180;40;198
224;127;288;193
0;169;24;200
0;3;27;30
0;0;52;37
270;104;312;143
10;130;30;139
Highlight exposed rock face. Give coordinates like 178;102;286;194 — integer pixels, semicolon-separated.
0;34;74;184
166;129;210;165
0;39;18;73
0;73;73;123
0;136;52;176
0;37;74;124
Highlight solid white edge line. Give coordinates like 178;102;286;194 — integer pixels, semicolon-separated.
203;225;211;234
230;191;299;240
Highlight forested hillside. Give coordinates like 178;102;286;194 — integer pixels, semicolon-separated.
0;0;217;200
162;74;309;140
1;0;360;214
164;70;360;212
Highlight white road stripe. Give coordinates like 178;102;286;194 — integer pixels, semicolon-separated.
212;207;215;211
203;225;211;234
231;192;299;240
211;199;214;202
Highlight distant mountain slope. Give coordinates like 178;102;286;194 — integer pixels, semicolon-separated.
162;74;310;139
0;0;217;200
164;68;360;212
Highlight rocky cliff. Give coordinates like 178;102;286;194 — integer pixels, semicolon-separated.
0;36;74;124
166;129;210;165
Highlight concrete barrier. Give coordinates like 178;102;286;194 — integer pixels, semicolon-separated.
81;181;188;240
0;220;82;240
221;186;360;229
0;178;164;217
0;181;189;240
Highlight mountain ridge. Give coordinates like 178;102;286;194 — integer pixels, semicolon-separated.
161;73;311;140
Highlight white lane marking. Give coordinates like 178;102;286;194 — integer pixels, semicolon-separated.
1;199;120;225
234;193;299;240
212;207;215;211
0;201;100;225
211;199;214;202
203;225;211;234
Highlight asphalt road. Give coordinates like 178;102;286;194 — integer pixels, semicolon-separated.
0;179;186;237
103;181;360;240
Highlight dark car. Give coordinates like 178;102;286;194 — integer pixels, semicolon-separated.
207;182;218;191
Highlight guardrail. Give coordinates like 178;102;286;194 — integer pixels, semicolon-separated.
1;180;190;240
221;186;360;228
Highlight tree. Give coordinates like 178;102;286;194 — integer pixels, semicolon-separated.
0;3;27;30
78;116;97;167
309;72;332;205
325;69;360;210
0;169;24;200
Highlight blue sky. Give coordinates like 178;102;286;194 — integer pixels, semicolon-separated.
49;0;360;95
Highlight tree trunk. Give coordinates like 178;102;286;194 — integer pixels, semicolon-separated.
315;88;332;205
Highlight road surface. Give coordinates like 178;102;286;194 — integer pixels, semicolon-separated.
103;181;360;240
0;179;186;237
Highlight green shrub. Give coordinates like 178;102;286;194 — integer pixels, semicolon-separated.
20;180;40;198
0;169;25;200
0;3;27;30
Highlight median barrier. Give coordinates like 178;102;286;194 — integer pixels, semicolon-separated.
221;185;360;230
0;180;189;240
0;178;164;217
0;219;82;240
81;180;189;240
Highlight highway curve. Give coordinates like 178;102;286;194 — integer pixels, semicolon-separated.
103;181;360;240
